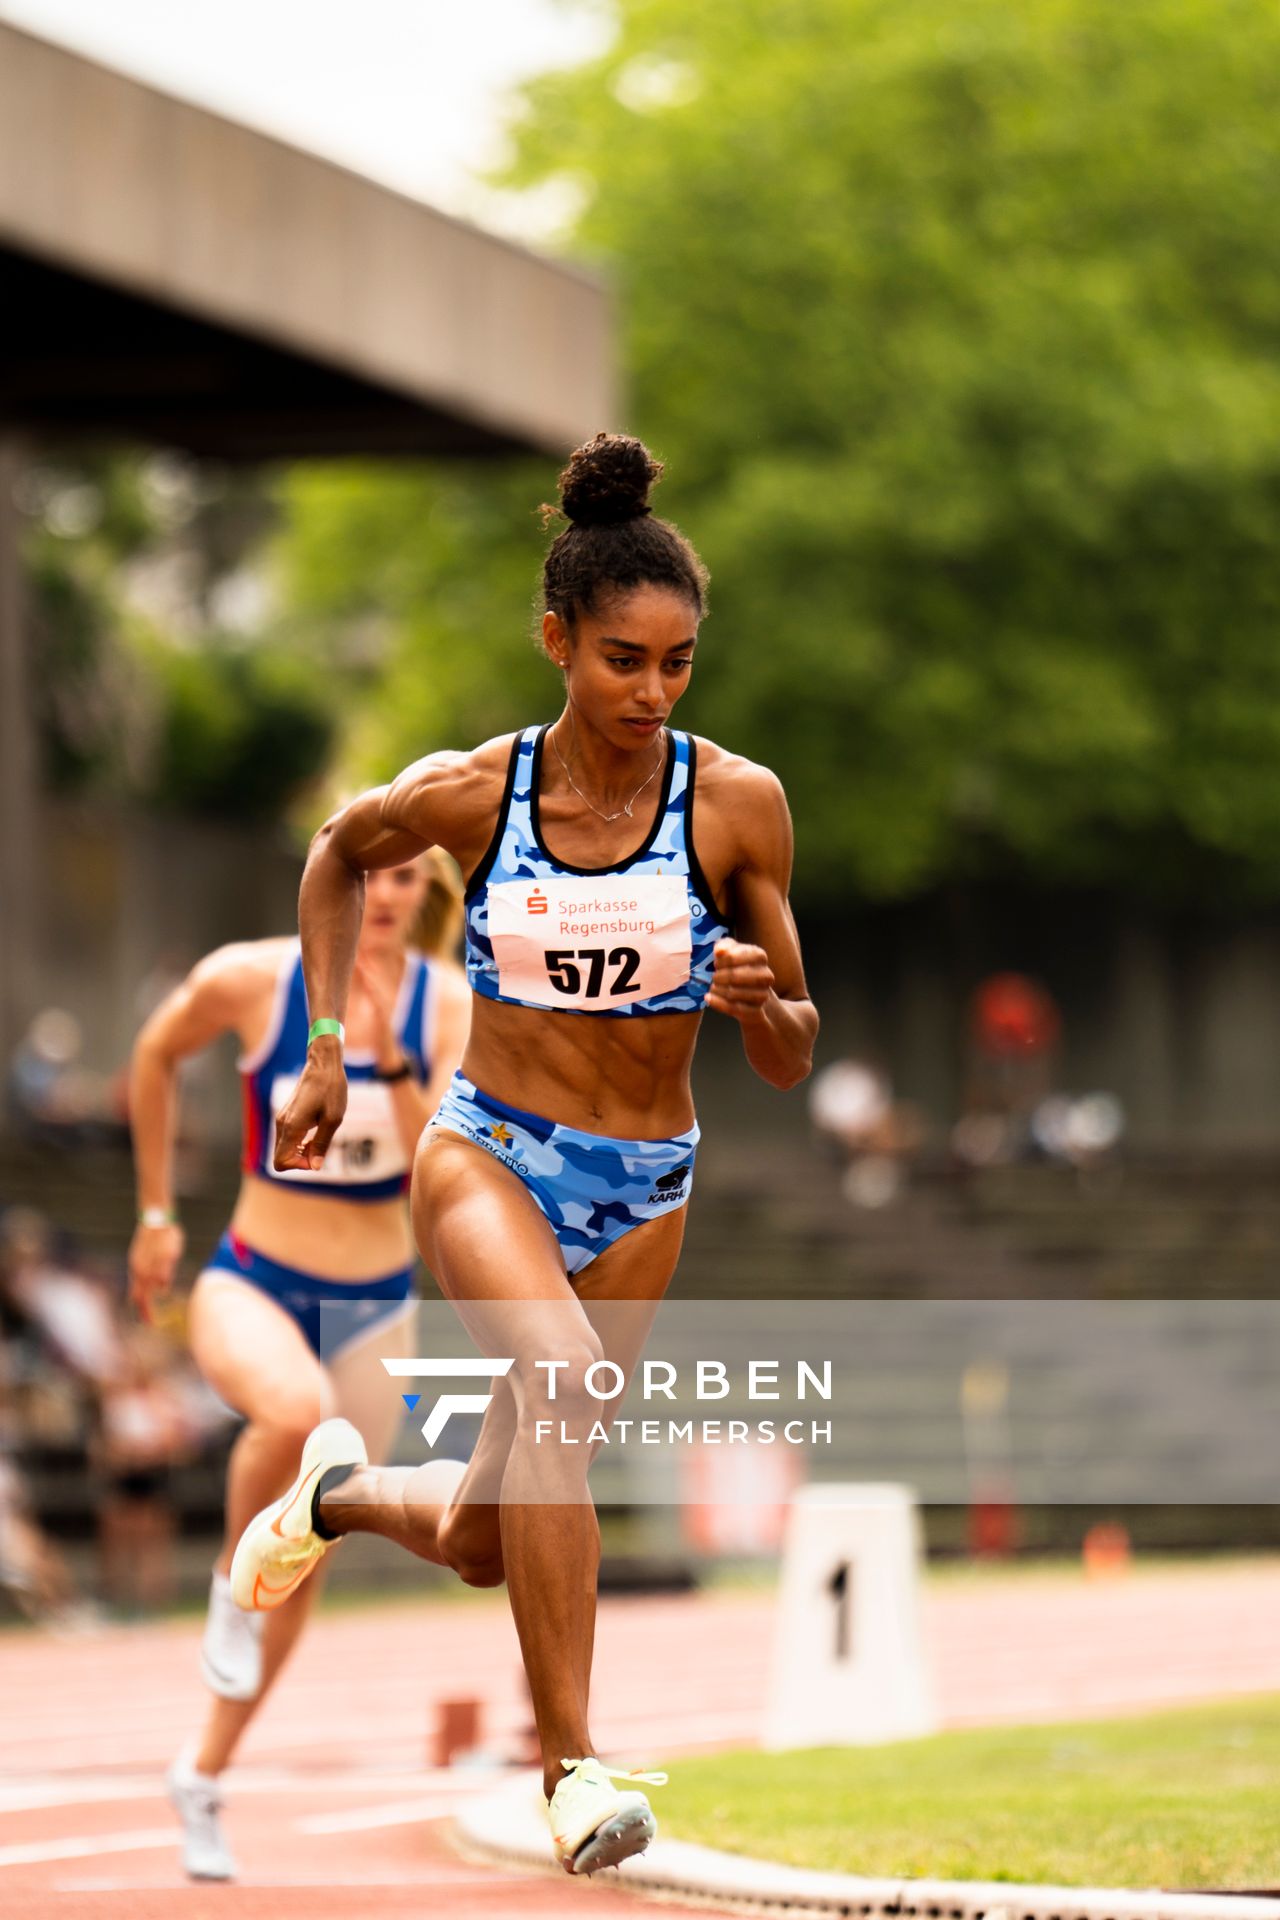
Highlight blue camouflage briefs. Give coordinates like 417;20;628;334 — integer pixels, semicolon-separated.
431;1072;699;1275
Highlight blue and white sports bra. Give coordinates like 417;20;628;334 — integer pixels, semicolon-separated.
239;942;434;1200
464;726;731;1017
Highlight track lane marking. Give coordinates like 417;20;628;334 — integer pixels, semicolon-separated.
0;1828;177;1868
55;1869;518;1891
0;1767;499;1814
296;1795;460;1833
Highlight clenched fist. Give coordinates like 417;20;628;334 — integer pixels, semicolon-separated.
705;938;775;1022
273;1036;348;1172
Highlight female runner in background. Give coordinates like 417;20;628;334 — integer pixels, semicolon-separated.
230;433;818;1876
127;850;470;1880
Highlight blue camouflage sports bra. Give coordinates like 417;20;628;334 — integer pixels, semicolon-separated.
464;725;731;1018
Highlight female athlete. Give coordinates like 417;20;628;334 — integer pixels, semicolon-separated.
127;850;470;1879
229;432;818;1875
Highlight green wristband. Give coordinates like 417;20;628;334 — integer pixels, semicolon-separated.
308;1018;345;1046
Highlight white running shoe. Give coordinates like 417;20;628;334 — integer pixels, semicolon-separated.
200;1571;264;1700
548;1758;667;1875
229;1418;366;1613
167;1752;235;1882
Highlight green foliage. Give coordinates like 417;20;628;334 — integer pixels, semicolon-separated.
273;0;1280;904
137;637;336;822
24;455;338;822
272;461;560;789
26;459;160;792
484;0;1280;902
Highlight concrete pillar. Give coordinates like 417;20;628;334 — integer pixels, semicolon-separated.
0;434;36;1079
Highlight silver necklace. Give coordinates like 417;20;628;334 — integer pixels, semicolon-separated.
551;718;665;824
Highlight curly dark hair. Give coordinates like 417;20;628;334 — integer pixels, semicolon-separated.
541;431;709;626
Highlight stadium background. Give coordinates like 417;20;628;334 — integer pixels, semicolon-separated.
6;0;1280;1603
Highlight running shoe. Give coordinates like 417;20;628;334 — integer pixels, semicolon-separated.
548;1757;668;1875
167;1751;235;1881
229;1417;366;1612
200;1570;264;1700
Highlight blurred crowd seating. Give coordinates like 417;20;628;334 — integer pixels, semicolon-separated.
0;1171;235;1624
5;1118;1280;1609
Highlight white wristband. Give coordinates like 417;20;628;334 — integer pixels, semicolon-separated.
139;1206;176;1229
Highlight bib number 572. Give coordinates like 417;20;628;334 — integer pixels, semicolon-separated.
544;947;641;998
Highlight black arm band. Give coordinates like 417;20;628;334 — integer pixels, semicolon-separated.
374;1060;413;1084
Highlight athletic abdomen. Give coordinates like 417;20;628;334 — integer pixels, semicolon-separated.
227;1178;414;1281
462;995;699;1137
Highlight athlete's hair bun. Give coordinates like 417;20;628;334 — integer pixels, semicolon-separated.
558;431;662;526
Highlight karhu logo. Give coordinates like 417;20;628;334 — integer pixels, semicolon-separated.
648;1162;691;1204
382;1358;515;1446
527;888;549;915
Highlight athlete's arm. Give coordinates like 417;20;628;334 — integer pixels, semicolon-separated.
127;943;277;1321
706;765;818;1091
276;755;466;1173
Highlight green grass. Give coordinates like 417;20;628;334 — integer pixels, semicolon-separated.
658;1698;1280;1891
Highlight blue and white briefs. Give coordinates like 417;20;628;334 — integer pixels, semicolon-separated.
432;1072;698;1276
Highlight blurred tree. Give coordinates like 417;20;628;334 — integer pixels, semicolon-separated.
219;0;1280;903
271;461;554;803
493;0;1280;904
23;455;339;823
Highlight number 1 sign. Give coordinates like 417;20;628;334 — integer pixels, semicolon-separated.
762;1484;936;1751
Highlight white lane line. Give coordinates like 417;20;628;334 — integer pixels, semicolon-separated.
1;1720;529;1768
296;1796;457;1834
0;1768;498;1814
0;1828;177;1869
55;1870;518;1891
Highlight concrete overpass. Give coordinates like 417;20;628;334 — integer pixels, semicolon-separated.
0;21;614;1066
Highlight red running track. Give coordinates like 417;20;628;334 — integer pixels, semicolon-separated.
3;1559;1279;1918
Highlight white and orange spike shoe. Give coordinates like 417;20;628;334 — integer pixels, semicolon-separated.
229;1418;366;1612
548;1758;667;1875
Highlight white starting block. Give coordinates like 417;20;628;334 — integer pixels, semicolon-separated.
762;1482;936;1751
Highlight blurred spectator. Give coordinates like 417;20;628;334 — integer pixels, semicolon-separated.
0;1455;78;1622
809;1057;924;1208
0;1329;80;1622
95;1325;191;1614
0;1206;228;1617
0;1208;122;1389
1030;1091;1126;1173
954;972;1062;1167
7;1007;128;1149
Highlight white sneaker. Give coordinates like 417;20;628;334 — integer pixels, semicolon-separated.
548;1757;667;1875
229;1418;366;1612
200;1571;264;1700
167;1752;235;1882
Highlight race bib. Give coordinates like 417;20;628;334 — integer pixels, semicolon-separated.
269;1073;408;1185
488;875;691;1011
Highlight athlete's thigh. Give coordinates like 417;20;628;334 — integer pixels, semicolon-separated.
574;1204;688;1379
413;1128;617;1516
412;1128;583;1344
188;1271;332;1426
329;1300;416;1467
448;1212;688;1513
412;1138;687;1498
